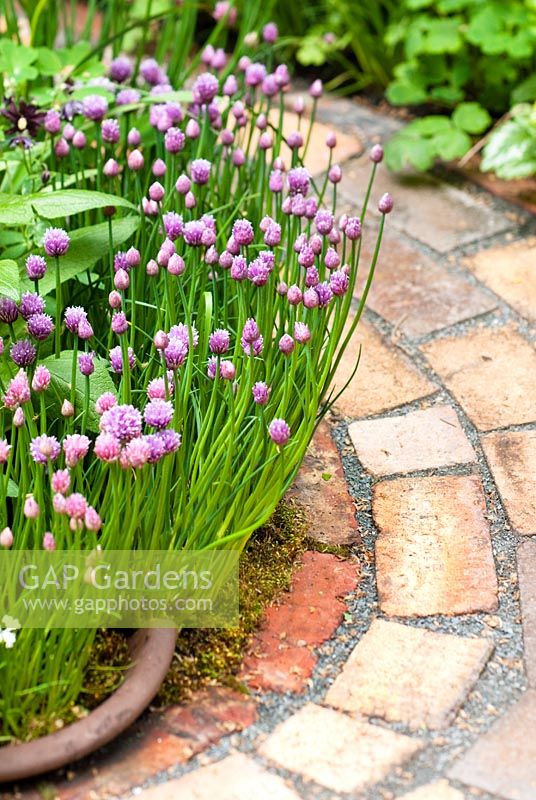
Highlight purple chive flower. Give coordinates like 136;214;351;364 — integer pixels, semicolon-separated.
252;381;270;405
44;109;61;134
378;192;394;214
287;131;303;150
370;143;384;163
176;174;191;195
63;434;90;468
344;216;361;240
316;282;333;306
209;329;231;354
298;245;315;268
242;318;260;343
153;159;166;178
167;253;185;276
219;360;236;380
140;57;166;86
294;321;311;343
157;428;181;454
27;313;53;341
11;339;36;367
163;211;184;241
263;21;279;43
330;269;350;296
185;118;200;139
324;247;341;270
109;345;134;374
26;254;47;281
117;89;141;106
232;218;254;246
190;158;211;185
164;127;185;153
43;227;70;257
245;62;267;87
328;164;342;183
19;292;45;320
223;74;238;96
101;118;120;143
164;338;188;370
287;167;311;196
82;94;108;121
79;351;95;376
103;158;120;177
193;72;219;105
247;258;271;287
279;334;295;356
183;220;205;246
94;432;121;462
0;298;19;324
109;55;132;83
303;288;319;309
111;312;128;335
30;434;61;464
287;285;303;305
305;267;319;287
149;181;165;202
241;335;263;357
315;210;334;235
207;356;218;380
144;398;173;429
55;137;69;158
309;79;323;98
269;419;290;446
100;403;142;442
232;148;245;167
64;306;87;334
32;365;51;393
264;223;281;246
228;255;245;281
145;433;166;463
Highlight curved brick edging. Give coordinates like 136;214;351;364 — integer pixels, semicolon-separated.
7;95;536;800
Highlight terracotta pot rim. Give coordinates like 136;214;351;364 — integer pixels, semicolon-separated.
0;627;177;784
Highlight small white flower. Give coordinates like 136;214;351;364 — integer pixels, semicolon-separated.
0;628;17;649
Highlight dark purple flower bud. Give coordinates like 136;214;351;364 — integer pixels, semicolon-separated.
20;292;45;320
43;109;61;135
140;57;166;86
79;351;95;376
316;281;333;306
25;254;47;281
101;118;120;143
193;72;219;105
54;137;69;158
109;55;132;83
378;192;394;214
370;143;384;163
111;312;128;335
82;94;108;121
27;313;53;341
43;227;70;257
11;339;36;366
165;127;186;153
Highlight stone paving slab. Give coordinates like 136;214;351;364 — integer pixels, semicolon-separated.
482;430;536;535
399;780;466;800
464;237;536;322
240;551;358;693
331;318;435;419
325;619;493;729
449;690;536;800
340;157;513;253
357;226;497;337
422;325;536;431
348;405;476;476
259;703;423;794
518;540;536;687
374;475;498;616
287;420;359;544
135;753;301;800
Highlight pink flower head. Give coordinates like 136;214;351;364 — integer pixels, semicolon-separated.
144;398;173;429
31;365;51;393
85;507;102;531
95;392;117;415
147;376;173;400
43;227;70;257
65;493;87;520
4;369;30;409
63;434;90;468
294;321;311;343
0;439;11;464
51;469;70;495
30;434;61;464
94;432;121;462
24;495;40;519
43;532;56;551
124;437;151;469
269;418;290;446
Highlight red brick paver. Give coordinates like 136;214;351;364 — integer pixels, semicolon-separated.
422;325;536;430
287;420;359;544
259;703;423;794
374;475;498;616
240;551;358;692
482;430;536;535
325;619;493;729
349;405;476;476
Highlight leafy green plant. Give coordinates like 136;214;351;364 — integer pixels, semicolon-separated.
481;103;536;178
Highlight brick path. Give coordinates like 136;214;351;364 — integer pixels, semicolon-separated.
6;97;536;800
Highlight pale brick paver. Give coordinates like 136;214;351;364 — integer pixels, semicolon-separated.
422;325;536;430
482;430;536;535
332;319;435;419
259;703;423;794
357;226;496;337
340;156;512;252
465;237;536;322
449;690;536;800
374;475;498;616
349;405;476;476
518;540;536;687
325;619;493;729
399;780;466;800
287;420;358;544
135;753;301;800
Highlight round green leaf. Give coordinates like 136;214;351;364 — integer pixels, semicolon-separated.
452;102;492;134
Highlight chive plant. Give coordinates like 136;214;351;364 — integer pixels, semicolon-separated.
0;17;392;740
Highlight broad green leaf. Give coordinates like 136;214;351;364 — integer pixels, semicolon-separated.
482;118;536;179
42;351;116;432
6;479;18;498
411;115;452;135
0;260;21;302
429;85;465;104
452;102;492;134
512;75;536;104
0;194;33;225
424;19;463;54
31;189;137;219
386;80;428;106
35;47;62;76
385;133;435;172
23;216;140;295
431;128;471;160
